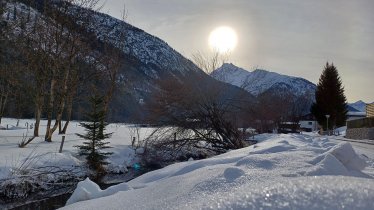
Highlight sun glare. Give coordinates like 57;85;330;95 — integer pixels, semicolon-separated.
209;26;238;53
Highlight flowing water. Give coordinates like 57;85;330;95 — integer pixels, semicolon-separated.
4;169;142;210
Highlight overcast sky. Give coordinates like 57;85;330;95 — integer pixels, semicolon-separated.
100;0;373;103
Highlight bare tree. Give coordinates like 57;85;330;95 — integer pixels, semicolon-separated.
192;50;229;74
141;50;253;159
2;0;127;146
4;0;102;145
145;71;250;161
0;0;22;124
60;2;127;134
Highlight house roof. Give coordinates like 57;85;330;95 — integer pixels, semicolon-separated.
347;111;366;116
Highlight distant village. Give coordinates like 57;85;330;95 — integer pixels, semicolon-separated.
297;102;374;140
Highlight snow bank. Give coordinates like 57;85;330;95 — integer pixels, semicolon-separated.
306;142;367;176
334;126;347;136
61;134;374;210
66;178;132;205
329;142;367;170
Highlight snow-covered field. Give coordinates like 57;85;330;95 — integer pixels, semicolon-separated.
2;118;374;209
60;133;374;210
0;118;152;181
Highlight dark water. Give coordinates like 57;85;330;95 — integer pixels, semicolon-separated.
5;170;142;210
6;182;121;210
8;193;72;210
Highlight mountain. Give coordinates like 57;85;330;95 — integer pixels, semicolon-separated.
348;100;367;112
211;63;316;97
346;105;359;112
211;63;317;115
3;1;254;122
79;9;256;121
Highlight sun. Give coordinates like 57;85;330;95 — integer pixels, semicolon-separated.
209;26;238;53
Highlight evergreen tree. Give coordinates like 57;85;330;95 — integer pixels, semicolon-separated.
311;63;348;130
75;95;113;179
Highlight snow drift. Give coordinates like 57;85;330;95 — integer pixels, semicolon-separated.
66;178;132;205
62;134;374;210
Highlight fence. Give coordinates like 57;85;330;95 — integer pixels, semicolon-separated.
347;117;374;129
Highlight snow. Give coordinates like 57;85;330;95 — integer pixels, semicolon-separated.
211;63;316;97
84;8;200;76
305;143;367;177
334;126;346;136
1;118;374;209
60;133;374;210
0;118;152;181
347;111;366;116
65;178;132;205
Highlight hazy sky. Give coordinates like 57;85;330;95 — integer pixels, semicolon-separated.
100;0;373;103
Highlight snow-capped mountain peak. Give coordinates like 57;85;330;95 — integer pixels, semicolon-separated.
211;63;316;97
348;100;367;112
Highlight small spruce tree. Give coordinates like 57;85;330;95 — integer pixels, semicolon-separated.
311;62;348;130
76;95;113;180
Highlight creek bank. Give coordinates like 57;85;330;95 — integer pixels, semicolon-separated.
2;168;143;210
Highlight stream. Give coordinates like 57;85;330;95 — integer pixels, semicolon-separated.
4;170;142;210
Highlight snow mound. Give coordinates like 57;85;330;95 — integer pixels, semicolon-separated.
61;134;374;210
66;178;132;206
306;153;349;176
306;142;367;176
329;142;367;171
34;152;82;169
236;155;274;169
250;138;296;154
334;126;346;136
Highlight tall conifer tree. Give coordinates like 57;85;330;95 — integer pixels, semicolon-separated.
311;63;348;130
76;95;112;179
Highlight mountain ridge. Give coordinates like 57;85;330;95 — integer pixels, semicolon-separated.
211;63;316;97
348;100;367;112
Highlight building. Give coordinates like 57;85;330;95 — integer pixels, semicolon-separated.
367;103;374;117
299;121;318;132
347;111;367;121
299;113;319;132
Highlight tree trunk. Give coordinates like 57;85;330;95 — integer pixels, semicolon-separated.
45;78;56;142
61;90;74;134
34;100;42;137
0;89;9;125
103;80;115;115
0;95;3;125
59;120;63;134
49;68;70;138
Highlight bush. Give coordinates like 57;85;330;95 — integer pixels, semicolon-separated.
0;179;39;199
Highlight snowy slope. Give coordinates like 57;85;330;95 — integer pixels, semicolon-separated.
349;100;367;112
84;11;200;77
212;63;316;97
4;1;200;77
61;134;374;210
